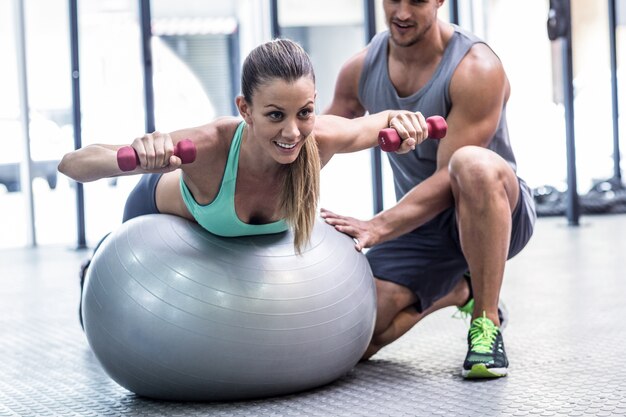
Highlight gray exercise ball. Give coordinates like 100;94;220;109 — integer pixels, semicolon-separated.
82;214;376;401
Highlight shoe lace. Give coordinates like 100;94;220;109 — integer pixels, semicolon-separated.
453;298;474;321
468;312;498;354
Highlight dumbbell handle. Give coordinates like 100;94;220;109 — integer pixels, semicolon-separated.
378;116;448;152
116;139;197;172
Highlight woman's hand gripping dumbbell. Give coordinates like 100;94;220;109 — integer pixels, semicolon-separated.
378;115;447;152
117;138;197;172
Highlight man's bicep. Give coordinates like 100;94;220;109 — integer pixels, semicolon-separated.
323;51;367;118
435;48;508;168
324;94;366;118
451;45;508;138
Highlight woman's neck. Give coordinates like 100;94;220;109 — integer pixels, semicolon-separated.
240;125;285;179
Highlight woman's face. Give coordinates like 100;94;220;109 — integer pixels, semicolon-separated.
242;76;316;165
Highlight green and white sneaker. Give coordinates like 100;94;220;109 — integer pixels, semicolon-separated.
462;312;508;379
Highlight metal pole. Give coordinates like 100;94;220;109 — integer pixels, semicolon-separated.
608;0;622;183
139;0;155;133
13;0;36;247
269;0;280;38
228;30;241;116
364;0;384;214
547;0;579;225
561;1;579;225
68;0;87;248
449;0;460;24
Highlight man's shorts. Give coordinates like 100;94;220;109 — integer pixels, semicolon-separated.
365;178;536;313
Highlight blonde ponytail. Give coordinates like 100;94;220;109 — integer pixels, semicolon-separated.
281;134;321;253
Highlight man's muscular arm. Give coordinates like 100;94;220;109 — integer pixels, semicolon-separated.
322;43;510;249
323;49;368;118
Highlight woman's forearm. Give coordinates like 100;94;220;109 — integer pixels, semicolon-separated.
352;110;394;150
315;111;393;158
57;144;133;183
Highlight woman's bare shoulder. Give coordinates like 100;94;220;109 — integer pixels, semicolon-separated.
190;116;243;145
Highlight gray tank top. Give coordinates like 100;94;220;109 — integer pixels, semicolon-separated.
358;26;517;200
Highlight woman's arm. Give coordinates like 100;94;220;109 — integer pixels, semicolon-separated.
57;135;185;183
58;126;215;183
57;143;134;183
314;110;428;164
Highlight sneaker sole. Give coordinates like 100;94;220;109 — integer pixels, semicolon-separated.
462;364;507;379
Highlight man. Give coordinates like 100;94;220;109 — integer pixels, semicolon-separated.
322;0;536;378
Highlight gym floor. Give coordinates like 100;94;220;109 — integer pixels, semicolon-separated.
2;214;626;417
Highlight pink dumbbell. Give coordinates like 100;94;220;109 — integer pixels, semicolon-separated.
116;139;197;172
378;115;448;152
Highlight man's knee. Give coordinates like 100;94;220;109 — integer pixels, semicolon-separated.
449;146;519;208
450;147;502;187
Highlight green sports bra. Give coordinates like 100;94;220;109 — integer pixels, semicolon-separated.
179;121;289;237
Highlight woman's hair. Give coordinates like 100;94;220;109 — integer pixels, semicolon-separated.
241;39;321;254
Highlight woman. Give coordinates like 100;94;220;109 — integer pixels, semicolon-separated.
60;38;430;329
59;39;429;253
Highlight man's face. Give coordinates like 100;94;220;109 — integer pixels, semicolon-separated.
383;0;441;47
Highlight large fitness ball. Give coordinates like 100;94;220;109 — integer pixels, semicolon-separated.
82;214;376;401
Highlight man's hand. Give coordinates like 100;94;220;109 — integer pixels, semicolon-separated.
320;208;378;251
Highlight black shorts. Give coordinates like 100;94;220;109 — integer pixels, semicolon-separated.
122;173;163;222
366;178;536;313
91;173;163;253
